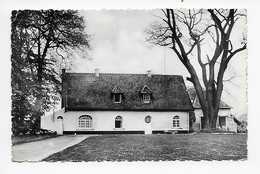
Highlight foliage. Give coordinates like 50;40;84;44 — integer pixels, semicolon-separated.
12;129;57;145
11;10;90;135
237;120;247;133
146;9;247;130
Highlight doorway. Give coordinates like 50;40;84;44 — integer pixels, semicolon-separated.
57;116;63;135
144;115;152;134
219;117;226;129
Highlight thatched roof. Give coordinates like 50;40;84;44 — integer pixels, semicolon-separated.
62;73;193;111
187;87;232;109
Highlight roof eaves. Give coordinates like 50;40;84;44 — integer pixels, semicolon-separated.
232;115;242;125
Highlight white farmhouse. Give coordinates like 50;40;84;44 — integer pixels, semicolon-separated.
41;69;193;135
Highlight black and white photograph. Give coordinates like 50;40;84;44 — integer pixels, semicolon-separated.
1;0;260;173
10;8;248;162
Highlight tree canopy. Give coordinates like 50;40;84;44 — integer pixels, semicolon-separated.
11;10;90;134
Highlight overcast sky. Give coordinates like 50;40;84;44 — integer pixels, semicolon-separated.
73;9;247;117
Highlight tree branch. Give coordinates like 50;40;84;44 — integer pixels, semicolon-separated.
227;44;247;63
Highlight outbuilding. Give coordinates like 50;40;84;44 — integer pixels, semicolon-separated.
187;87;241;132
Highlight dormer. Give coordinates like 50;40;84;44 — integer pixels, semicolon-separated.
141;85;153;103
111;85;124;103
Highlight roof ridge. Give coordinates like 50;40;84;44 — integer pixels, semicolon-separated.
65;72;183;77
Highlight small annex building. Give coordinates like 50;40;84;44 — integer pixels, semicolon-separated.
41;69;193;135
187;87;241;132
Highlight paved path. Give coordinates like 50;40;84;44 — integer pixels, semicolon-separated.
12;135;92;162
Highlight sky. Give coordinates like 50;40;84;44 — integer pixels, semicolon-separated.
71;9;248;117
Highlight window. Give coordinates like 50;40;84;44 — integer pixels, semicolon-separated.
143;94;151;103
145;115;152;123
115;116;122;128
173;116;180;128
78;115;92;128
111;85;124;103
141;85;152;103
219;117;226;127
114;94;122;103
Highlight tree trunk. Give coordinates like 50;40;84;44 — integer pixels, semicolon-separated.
202;112;209;131
32;95;42;132
211;111;218;130
201;107;218;132
32;61;44;133
201;89;220;132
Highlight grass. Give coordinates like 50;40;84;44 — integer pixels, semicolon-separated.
12;134;58;145
43;134;247;161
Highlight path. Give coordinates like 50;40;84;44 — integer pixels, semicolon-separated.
12;135;92;162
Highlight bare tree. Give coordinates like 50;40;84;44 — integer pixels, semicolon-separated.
146;9;246;131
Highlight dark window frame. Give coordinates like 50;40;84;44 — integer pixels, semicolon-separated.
173;116;180;128
114;93;122;103
115;116;122;128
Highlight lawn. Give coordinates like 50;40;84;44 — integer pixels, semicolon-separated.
43;134;247;161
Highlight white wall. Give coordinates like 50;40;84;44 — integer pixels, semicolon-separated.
41;108;65;132
41;110;189;132
226;116;238;132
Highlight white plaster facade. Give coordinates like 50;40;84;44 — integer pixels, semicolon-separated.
41;109;189;134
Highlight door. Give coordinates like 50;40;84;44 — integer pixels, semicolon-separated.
219;117;226;129
144;115;152;134
57;116;63;135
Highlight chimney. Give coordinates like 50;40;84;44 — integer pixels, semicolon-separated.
147;70;152;77
95;68;99;77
